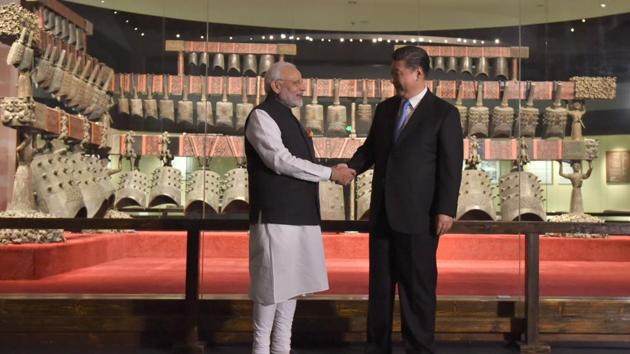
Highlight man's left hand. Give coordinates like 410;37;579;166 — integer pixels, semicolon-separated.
436;214;454;236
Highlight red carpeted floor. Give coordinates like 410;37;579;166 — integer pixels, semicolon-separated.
1;232;629;297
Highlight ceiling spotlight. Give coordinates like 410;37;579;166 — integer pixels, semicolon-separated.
428;39;432;43
349;38;353;42
570;27;575;32
359;38;363;42
289;35;294;40
125;19;129;23
340;38;345;42
229;36;233;40
372;38;377;43
395;39;399;43
140;32;145;36
410;38;416;43
281;34;286;39
419;37;424;42
600;3;607;8
582;18;586;22
377;37;383;42
134;27;138;31
321;38;325;42
176;33;180;38
457;38;462;42
481;40;485;44
113;11;118;14
463;39;467;43
262;35;266;39
495;38;500;44
297;37;301;40
444;39;448;43
386;39;391;43
200;35;204;39
269;35;274;40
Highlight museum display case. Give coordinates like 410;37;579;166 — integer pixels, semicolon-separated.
1;0;629;350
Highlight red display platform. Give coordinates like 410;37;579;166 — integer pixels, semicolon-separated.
1;232;629;297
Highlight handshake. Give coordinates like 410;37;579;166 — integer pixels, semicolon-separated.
330;163;356;186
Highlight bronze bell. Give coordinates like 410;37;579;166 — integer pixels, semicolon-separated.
476;57;489;77
433;56;445;71
456;170;497;221
494;57;509;80
184;170;222;217
319;181;345;220
199;52;209;68
227;53;241;74
242;54;258;75
460;56;473;75
188;52;198;67
258;54;274;75
148;166;182;207
221;168;249;214
446;56;458;73
212;53;225;71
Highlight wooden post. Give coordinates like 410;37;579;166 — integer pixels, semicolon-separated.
173;229;204;354
520;232;551;354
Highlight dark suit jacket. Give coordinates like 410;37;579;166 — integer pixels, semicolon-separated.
348;90;463;235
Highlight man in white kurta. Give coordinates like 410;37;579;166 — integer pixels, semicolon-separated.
244;62;355;354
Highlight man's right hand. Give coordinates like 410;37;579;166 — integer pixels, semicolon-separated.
330;163;356;186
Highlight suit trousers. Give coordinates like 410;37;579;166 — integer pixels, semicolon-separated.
365;208;440;354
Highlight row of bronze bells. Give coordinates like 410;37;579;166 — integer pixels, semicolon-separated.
30;41;113;121
184;168;249;216
187;52;276;75
457;168;546;221
116;76;360;138
432;56;510;80
30;149;115;218
456;81;568;139
115;165;184;209
117;74;255;135
41;7;87;50
114;166;250;215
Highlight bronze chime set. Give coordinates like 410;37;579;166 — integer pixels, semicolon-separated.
186;51;275;76
29;139;115;219
457;81;569;140
40;7;87;51
14;17;114;123
432;55;509;80
116;74;264;135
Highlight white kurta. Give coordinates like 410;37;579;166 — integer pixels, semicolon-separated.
245;108;331;305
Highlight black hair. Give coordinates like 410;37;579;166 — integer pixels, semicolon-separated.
392;45;430;77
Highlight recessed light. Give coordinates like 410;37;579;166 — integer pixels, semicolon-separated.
140;32;145;36
495;38;500;44
281;34;286;39
600;3;607;8
269;35;274;40
134;27;138;31
571;27;575;32
582;18;586;22
176;33;180;38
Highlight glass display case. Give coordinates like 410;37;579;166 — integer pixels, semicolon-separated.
1;0;629;351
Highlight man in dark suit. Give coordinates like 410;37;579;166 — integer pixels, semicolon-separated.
345;46;463;354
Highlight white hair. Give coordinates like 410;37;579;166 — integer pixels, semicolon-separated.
264;61;297;96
